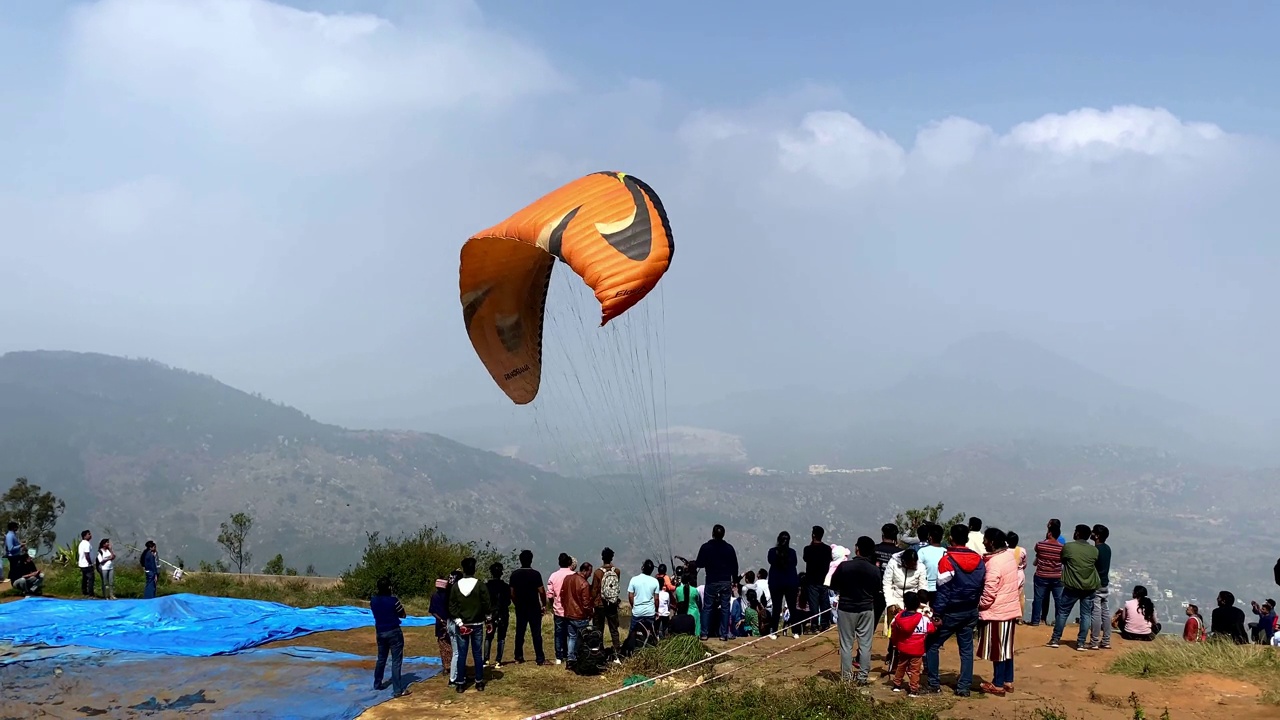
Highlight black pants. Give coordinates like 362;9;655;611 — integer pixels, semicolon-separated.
874;593;887;628
513;609;546;664
593;602;621;650
80;566;95;597
806;584;830;631
770;582;799;632
485;614;509;664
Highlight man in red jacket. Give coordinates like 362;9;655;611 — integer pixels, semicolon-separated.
924;524;986;697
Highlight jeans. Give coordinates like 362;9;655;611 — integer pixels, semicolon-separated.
449;626;463;684
1052;587;1095;648
701;581;732;640
1089;587;1112;647
553;615;569;660
837;608;874;682
566;618;590;662
144;571;157;599
513;609;546;664
992;658;1013;687
485;614;509;664
455;625;485;683
14;574;43;595
806;584;831;632
80;566;95;597
1031;576;1063;624
100;568;115;599
593;602;621;650
374;628;405;694
925;609;979;693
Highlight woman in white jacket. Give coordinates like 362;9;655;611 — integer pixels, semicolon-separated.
882;548;926;673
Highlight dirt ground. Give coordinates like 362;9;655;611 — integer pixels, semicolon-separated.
274;622;1274;720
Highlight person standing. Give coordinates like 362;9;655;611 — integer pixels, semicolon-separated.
881;548;926;672
1049;525;1100;650
429;578;455;682
4;521;21;581
591;548;623;657
694;524;739;642
560;561;594;670
141;540;159;599
803;526;833;634
508;550;547;665
916;524;946;593
77;530;95;598
977;528;1021;696
485;562;511;669
965;518;985;555
546;553;575;665
1006;531;1028;619
449;557;494;692
874;524;903;629
1030;522;1064;625
831;536;880;684
924;524;987;697
1088;524;1112;650
371;576;409;697
97;538;117;600
627;560;661;636
767;531;800;638
889;591;935;696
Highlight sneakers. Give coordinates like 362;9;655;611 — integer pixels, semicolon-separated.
613;658;622;665
475;682;486;692
494;662;503;670
892;685;904;693
1074;645;1088;652
1046;640;1060;648
792;633;800;639
1088;644;1099;650
455;684;465;694
919;686;942;695
554;659;563;665
1098;643;1112;650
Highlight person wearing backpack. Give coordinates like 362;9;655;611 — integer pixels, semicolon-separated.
591;548;623;658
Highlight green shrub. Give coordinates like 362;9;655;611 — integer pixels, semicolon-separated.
340;526;515;599
641;679;939;720
626;635;711;676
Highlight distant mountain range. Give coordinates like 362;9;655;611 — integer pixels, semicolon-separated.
1;344;1275;605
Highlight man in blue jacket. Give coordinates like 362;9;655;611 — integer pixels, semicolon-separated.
924;524;986;696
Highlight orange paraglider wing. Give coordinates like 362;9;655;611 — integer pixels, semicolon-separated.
459;172;674;404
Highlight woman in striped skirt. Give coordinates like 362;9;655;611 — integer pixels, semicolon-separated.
976;528;1022;696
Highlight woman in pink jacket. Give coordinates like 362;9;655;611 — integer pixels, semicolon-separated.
977;528;1022;696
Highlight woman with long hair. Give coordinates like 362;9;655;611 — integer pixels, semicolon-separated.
1118;586;1162;641
673;570;701;638
767;531;800;639
97;538;116;600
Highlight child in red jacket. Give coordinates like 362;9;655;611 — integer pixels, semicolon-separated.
890;591;936;696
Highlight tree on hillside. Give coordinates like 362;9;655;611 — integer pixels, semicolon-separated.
304;563;318;577
1;477;66;554
217;512;254;573
342;526;516;599
263;553;285;575
894;502;966;540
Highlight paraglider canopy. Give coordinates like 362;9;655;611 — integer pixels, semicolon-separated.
458;171;674;404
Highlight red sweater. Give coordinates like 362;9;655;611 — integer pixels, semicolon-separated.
890;610;936;656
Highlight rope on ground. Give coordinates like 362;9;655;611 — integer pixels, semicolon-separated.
591;624;837;719
518;608;836;720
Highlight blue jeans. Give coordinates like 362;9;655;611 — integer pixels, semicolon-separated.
1052;587;1094;648
553;615;569;660
807;584;831;631
144;571;158;599
700;581;732;640
992;658;1013;688
455;625;485;683
925;609;979;694
566;618;590;662
1089;587;1112;647
1031;576;1062;624
374;628;405;694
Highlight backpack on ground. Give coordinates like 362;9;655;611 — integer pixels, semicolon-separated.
600;566;621;605
620;618;658;658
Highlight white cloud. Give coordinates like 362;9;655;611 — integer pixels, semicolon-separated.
65;0;564;126
1003;105;1225;157
777;111;907;187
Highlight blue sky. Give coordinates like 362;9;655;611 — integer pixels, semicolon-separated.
0;0;1277;439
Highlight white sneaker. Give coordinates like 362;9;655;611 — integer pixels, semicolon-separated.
495;663;502;670
792;633;800;640
768;634;778;640
554;659;563;665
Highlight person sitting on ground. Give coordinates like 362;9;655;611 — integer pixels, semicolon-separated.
371;576;409;698
1183;604;1206;643
1210;590;1249;644
10;549;43;596
1116;585;1161;641
741;570;772;631
890;591;936;697
670;584;698;636
673;571;701;637
1249;599;1277;645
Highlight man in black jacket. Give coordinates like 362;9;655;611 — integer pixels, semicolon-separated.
694;524;738;641
803;526;833;633
831;536;880;684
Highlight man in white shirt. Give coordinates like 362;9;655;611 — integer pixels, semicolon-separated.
77;529;95;598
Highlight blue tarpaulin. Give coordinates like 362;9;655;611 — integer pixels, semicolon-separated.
0;645;441;719
0;594;434;656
